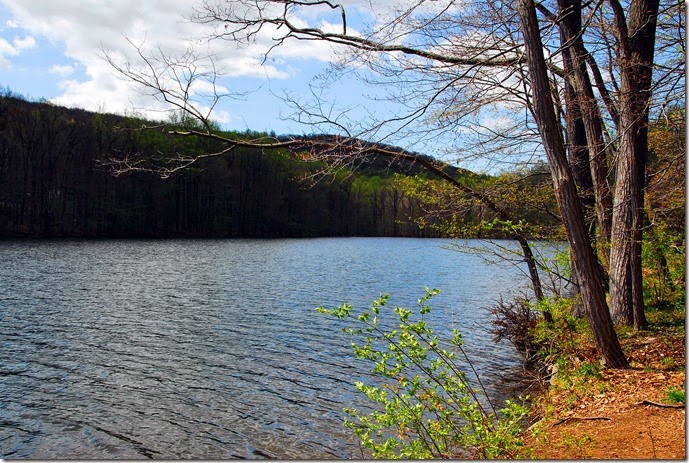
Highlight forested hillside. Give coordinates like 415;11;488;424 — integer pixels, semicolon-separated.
0;92;559;239
0;94;422;238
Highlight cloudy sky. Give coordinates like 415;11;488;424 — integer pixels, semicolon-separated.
0;1;530;171
0;0;380;135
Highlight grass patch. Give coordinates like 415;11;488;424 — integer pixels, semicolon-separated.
665;387;685;404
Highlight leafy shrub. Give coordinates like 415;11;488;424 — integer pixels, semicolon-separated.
489;295;601;391
577;361;603;378
317;289;528;459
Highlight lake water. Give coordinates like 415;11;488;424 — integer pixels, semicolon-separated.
0;238;537;459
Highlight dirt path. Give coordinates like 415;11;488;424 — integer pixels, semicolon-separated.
523;331;686;459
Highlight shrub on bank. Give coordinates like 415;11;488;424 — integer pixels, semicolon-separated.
318;289;528;459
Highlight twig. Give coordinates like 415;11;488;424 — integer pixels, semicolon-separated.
552;416;611;426
637;400;685;409
524;418;545;433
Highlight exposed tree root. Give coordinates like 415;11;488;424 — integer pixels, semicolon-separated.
637;400;685;409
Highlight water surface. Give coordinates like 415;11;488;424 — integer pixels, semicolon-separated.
0;238;533;459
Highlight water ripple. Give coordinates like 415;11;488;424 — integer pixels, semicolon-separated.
0;238;539;459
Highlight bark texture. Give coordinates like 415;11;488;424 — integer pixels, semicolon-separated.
608;0;659;327
517;0;628;367
558;0;614;269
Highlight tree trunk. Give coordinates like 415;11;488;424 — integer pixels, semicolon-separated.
557;0;614;270
517;0;628;367
408;155;549;318
608;0;659;328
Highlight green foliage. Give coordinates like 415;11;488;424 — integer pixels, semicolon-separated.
641;228;686;311
481;217;542;238
643;110;686;316
577;361;603;379
318;289;528;459
528;297;590;361
489;294;608;411
560;432;593;452
665;387;685;404
394;169;564;240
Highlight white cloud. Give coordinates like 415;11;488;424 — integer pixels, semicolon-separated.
0;37;15;56
0;33;35;68
13;34;35;49
0;0;349;120
49;64;75;76
5;0;465;137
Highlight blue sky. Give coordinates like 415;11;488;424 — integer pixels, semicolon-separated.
0;1;380;136
0;1;538;172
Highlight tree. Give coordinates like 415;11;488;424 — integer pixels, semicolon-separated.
2;93;453;238
551;0;613;268
606;0;661;327
515;0;627;366
104;0;684;365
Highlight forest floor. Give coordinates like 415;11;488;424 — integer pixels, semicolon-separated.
521;318;685;459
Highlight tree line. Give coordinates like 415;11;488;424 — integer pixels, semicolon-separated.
0;91;559;239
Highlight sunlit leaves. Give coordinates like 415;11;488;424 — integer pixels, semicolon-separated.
318;288;528;458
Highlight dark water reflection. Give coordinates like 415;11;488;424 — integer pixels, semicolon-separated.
0;238;537;459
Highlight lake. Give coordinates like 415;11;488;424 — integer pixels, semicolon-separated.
0;237;540;459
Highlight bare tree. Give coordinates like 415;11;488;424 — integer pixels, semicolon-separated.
104;0;683;364
516;0;627;366
102;25;553;310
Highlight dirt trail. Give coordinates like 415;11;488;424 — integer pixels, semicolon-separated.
523;331;686;459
